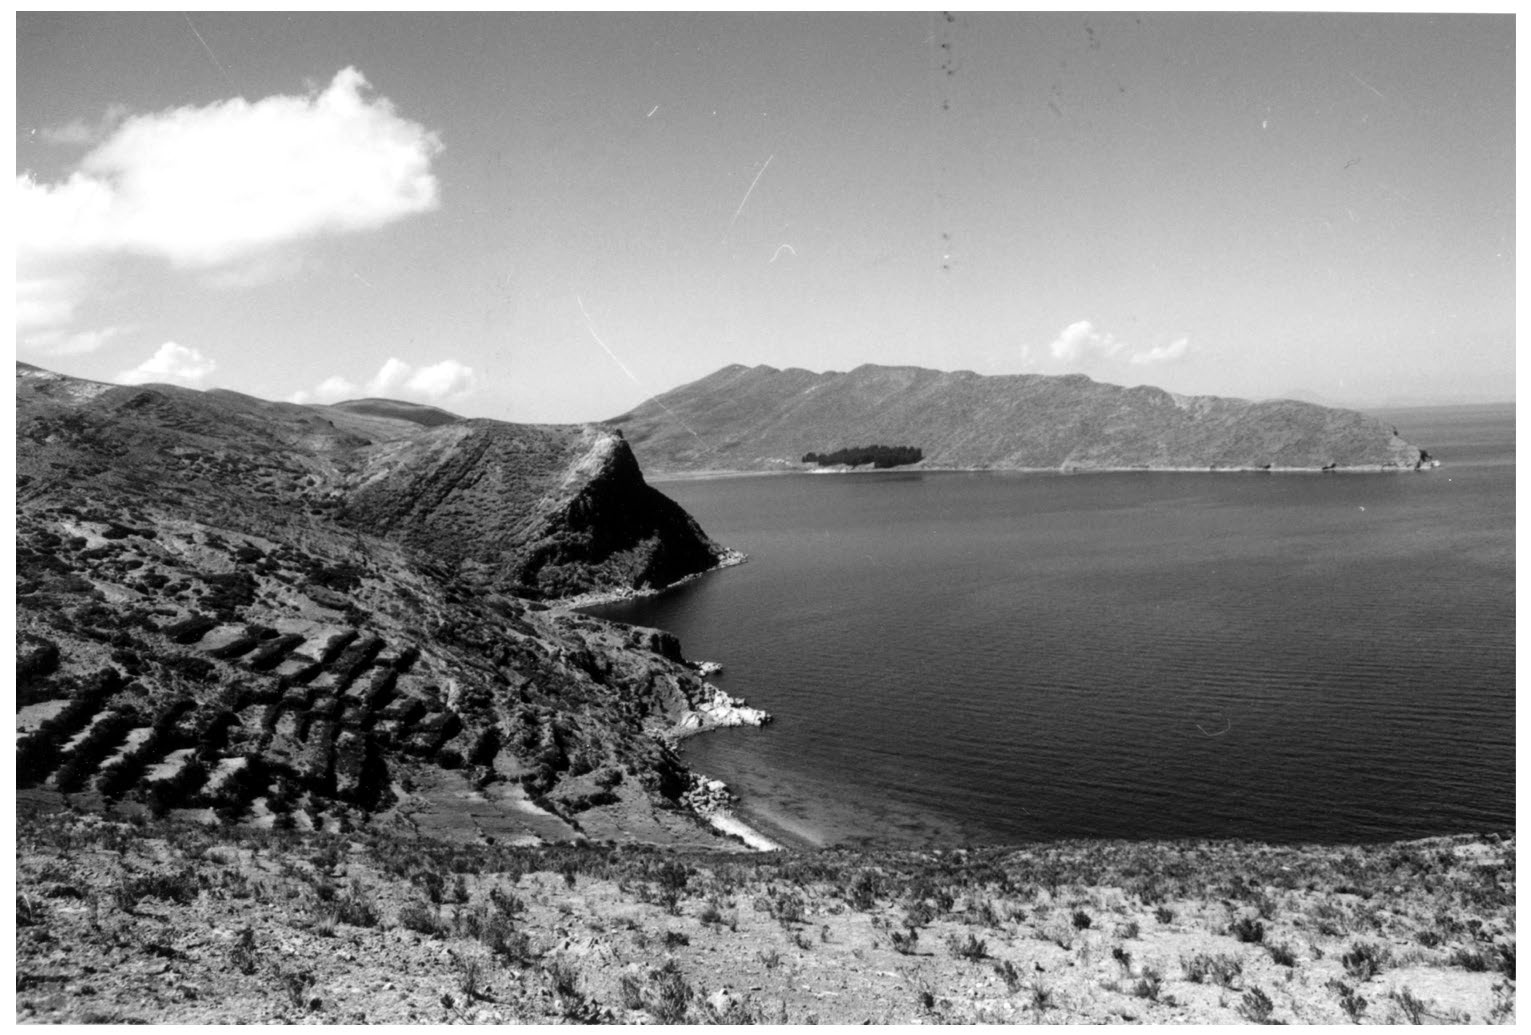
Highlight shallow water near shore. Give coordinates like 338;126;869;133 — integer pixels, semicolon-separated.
589;405;1514;847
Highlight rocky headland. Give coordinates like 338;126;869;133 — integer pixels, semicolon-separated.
605;363;1435;475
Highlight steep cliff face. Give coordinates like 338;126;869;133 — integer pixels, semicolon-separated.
606;363;1433;474
338;423;723;598
15;362;754;845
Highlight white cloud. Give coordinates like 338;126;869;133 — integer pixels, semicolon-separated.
21;325;125;357
289;375;360;406
366;357;413;396
18;68;441;358
404;359;476;400
291;357;476;406
18;68;442;270
117;342;217;387
1044;320;1192;369
38;104;132;146
1129;336;1191;365
16;273;88;332
1048;320;1123;362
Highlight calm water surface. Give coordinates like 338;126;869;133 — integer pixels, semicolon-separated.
590;405;1514;847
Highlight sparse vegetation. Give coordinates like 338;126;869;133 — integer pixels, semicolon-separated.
10;807;1516;1025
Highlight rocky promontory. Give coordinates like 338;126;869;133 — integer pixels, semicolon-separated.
605;363;1434;475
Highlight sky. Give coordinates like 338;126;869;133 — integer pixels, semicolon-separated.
14;11;1516;422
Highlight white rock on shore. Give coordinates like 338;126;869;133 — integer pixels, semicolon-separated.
676;683;771;735
680;773;784;852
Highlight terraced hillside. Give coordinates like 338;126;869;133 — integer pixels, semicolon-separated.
15;362;760;844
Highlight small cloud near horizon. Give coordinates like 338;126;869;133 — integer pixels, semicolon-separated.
1049;320;1123;363
1129;335;1191;365
117;342;217;387
22;325;126;358
1045;320;1192;368
289;357;477;406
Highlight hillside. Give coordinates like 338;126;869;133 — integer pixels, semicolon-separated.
15;361;760;848
16;807;1514;1024
605;364;1434;475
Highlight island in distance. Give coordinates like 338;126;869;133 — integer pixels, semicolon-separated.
605;363;1434;476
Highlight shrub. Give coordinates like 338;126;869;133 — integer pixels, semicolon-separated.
398;899;442;937
1155;905;1175;924
1327;979;1367;1023
1451;941;1515;977
647;961;693;1024
1238;987;1277;1024
848;870;882;911
1340;941;1386;982
1071;909;1093;930
993;959;1022;993
766;889;806;927
229;926;259;975
335;888;379;928
904;900;936;929
489;886;525;921
1183;952;1243;988
1230;916;1265;943
126;867;200;905
1030;983;1055;1015
620;974;645;1011
1390;988;1429;1024
948;933;988;961
890;929;919;955
1132;967;1163;1002
1268;942;1298;967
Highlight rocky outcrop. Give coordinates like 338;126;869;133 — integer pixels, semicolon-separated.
606;363;1434;474
338;422;726;598
672;683;772;741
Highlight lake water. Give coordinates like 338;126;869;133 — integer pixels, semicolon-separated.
588;405;1514;848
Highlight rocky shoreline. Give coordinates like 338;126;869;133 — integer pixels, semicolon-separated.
552;548;748;611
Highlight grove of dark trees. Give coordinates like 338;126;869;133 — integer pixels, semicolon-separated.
801;445;924;469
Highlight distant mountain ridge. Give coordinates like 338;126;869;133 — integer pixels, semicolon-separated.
606;363;1433;474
